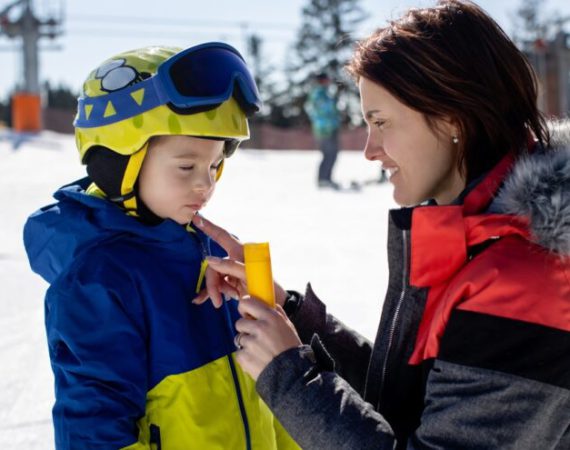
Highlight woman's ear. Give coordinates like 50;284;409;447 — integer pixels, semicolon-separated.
442;117;460;144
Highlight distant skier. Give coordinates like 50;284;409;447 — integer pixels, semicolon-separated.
305;72;342;189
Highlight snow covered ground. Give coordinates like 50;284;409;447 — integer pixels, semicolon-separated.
0;131;396;448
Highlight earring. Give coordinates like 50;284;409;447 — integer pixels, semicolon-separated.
452;136;459;144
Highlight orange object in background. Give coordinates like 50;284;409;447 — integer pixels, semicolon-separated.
12;92;42;132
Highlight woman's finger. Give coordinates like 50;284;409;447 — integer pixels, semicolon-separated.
237;296;276;321
192;215;244;260
275;304;288;319
207;256;247;282
235;316;263;335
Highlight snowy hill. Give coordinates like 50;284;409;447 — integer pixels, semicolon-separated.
0;132;395;448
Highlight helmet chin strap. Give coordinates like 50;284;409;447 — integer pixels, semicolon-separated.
215;159;224;181
118;142;148;215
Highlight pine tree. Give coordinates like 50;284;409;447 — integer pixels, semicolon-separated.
281;0;366;126
246;33;280;124
0;98;9;127
44;81;78;110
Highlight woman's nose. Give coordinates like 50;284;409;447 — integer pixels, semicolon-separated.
364;134;385;161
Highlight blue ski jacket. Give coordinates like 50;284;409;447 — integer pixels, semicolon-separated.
24;178;298;450
304;86;340;139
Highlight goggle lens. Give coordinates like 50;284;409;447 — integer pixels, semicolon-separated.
167;46;260;112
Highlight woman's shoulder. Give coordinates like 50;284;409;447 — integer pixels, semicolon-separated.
452;236;570;331
492;135;570;256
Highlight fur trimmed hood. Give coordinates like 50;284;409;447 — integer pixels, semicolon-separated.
494;120;570;256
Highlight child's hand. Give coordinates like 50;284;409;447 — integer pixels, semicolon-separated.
192;215;246;308
193;259;247;308
191;215;288;308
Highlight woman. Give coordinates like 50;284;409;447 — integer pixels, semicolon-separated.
192;1;570;448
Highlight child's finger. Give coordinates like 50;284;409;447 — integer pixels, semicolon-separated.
192;288;209;305
205;267;224;308
220;280;240;300
225;276;247;298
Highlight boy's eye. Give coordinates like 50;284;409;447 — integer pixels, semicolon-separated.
179;166;194;171
211;160;223;171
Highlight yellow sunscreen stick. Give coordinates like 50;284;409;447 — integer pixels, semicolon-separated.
243;242;276;308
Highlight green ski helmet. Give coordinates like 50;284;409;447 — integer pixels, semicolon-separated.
74;43;261;214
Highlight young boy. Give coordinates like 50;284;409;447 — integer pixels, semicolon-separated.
24;44;299;450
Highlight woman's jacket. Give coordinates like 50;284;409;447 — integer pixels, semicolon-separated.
257;127;570;449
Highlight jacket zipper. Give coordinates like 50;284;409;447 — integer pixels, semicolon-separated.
226;353;252;450
190;227;252;450
221;298;252;450
379;229;408;404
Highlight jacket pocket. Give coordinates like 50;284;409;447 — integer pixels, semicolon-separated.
150;424;162;450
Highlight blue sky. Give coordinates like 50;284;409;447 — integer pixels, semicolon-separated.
1;0;569;98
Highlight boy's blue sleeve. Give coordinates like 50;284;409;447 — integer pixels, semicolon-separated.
45;266;148;449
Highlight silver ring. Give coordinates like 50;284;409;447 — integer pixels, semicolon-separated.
233;333;243;350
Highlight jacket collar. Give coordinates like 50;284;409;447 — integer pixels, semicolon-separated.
409;132;570;287
410;154;528;287
55;177;194;243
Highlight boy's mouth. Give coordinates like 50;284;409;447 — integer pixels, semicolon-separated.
186;203;204;211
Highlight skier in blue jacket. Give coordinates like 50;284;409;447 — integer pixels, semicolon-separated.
305;72;341;189
23;44;298;450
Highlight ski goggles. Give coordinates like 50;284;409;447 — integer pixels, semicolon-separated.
75;42;261;128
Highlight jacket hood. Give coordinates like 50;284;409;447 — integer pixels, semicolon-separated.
24;177;198;283
494;120;570;256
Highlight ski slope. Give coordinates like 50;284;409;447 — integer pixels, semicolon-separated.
0;132;396;448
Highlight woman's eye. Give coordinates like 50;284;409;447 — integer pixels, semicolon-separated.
373;120;386;130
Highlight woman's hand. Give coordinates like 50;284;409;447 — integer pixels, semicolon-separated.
234;296;302;380
191;215;288;308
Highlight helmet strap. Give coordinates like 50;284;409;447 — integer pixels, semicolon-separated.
120;142;148;213
215;159;225;181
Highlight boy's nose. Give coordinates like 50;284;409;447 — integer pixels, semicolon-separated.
193;172;215;192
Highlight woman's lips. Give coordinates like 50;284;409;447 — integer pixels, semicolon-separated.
382;165;400;180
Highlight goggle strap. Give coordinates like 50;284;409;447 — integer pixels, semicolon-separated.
76;79;162;128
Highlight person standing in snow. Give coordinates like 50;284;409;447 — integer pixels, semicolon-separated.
305;72;342;189
192;1;570;448
23;44;298;450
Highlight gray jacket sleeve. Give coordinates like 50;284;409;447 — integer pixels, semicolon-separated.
288;284;373;395
256;345;396;450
